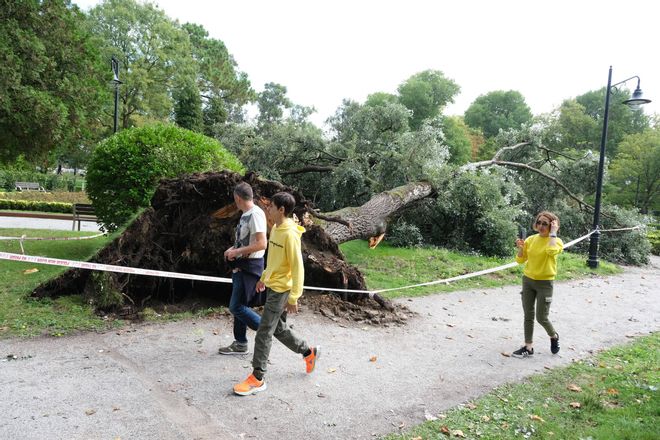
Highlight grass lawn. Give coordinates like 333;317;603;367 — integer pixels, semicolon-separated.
340;241;621;299
0;228;117;337
385;332;660;440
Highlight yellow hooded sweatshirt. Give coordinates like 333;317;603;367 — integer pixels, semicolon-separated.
260;218;306;305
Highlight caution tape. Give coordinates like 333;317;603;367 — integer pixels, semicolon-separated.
0;232;105;241
0;226;643;297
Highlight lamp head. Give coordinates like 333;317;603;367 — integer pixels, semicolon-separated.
623;85;651;110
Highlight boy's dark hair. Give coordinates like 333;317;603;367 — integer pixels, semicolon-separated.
271;192;296;217
233;182;253;201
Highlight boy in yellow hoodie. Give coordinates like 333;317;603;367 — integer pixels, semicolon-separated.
233;192;320;396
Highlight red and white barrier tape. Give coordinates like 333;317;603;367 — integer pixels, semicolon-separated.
0;226;642;297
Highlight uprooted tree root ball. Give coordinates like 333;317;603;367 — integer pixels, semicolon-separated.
32;171;401;324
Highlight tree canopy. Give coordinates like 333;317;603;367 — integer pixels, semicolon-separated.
464;90;533;139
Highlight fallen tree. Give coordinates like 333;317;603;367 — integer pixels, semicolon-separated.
32;171;432;313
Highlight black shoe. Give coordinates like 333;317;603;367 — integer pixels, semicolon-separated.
551;333;560;354
512;346;534;358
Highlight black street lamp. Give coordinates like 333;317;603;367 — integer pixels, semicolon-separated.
586;66;651;268
111;56;122;133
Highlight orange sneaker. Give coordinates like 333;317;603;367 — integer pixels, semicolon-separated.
304;346;321;374
233;374;267;396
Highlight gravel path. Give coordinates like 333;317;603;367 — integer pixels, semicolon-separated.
1;257;658;440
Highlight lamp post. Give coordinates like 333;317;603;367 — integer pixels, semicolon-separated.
111;56;122;133
586;66;651;268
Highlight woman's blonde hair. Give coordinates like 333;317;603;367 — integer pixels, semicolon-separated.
533;211;560;231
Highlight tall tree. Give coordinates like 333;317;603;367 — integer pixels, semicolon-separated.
257;83;292;127
87;0;193;129
397;70;460;129
0;0;105;162
575;87;648;158
173;78;203;132
182;23;254;130
609;128;660;214
464;90;532;139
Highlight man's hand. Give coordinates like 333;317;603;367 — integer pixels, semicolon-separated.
224;247;239;261
285;303;298;314
256;281;266;292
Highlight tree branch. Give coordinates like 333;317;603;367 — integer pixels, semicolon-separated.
281;165;336;176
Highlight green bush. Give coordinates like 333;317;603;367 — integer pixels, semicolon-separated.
555;203;652;265
86;124;244;231
401;170;525;257
388;221;424;248
647;227;660;256
0;199;72;213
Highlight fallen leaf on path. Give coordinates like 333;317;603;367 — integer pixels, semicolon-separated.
446;324;455;327
85;409;96;416
452;429;466;437
398;422;405;429
530;414;545;422
501;352;511;357
569;402;581;408
467;334;474;338
437;414;447;419
445;336;454;340
23;268;39;274
327;368;336;373
440;425;450;436
369;356;377;362
567;384;582;392
544;366;552;370
465;403;477;410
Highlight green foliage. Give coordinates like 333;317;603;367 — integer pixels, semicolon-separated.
397;70;460;129
182;23;255;129
86;124;243;231
173;79;203;132
440;116;472;165
88;0;195;129
387;221;423;248
0;199;72;213
464;90;533;139
401;170;525;257
609;128;660;214
0;0;106;162
648;226;660;256
257;82;293;126
85;272;123;310
0;165;86;192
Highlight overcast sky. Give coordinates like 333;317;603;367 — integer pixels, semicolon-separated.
74;0;659;127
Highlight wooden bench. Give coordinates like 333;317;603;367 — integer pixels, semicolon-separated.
72;203;97;230
15;181;45;191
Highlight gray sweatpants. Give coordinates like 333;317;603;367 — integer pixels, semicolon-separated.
252;288;309;378
521;275;557;343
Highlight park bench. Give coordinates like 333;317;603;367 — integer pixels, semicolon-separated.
72;203;97;230
15;181;45;191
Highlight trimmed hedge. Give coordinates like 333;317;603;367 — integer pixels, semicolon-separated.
0;199;72;213
86;124;244;231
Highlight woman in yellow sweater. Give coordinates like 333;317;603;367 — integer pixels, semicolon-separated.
513;211;563;358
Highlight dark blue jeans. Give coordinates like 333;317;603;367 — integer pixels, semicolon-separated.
229;271;261;344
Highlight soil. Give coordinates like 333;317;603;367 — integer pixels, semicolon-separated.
2;257;658;440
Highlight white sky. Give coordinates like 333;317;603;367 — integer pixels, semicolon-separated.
74;0;659;127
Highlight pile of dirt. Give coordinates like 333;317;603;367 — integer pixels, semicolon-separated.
303;292;415;326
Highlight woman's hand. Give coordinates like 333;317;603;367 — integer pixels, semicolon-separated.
515;238;525;249
550;220;559;235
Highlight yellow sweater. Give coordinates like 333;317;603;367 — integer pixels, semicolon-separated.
260;218;306;304
515;234;564;280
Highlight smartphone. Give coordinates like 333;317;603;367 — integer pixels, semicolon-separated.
518;225;527;240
